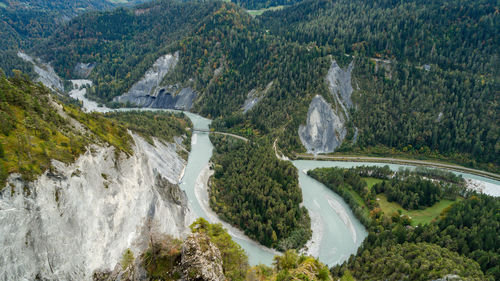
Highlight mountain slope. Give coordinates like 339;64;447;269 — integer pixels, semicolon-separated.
31;0;500;173
0;0;151;77
0;73;197;280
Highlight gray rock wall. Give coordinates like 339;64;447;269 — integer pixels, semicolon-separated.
0;134;191;280
326;60;354;115
18;52;65;93
114;52;197;111
299;95;347;154
299;59;357;154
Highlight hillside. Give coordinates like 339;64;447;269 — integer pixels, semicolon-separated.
0;71;191;187
0;0;150;77
28;0;499;174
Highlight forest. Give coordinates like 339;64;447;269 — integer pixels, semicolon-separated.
104;110;192;148
309;166;499;280
231;0;301;10
1;0;495;173
209;134;311;250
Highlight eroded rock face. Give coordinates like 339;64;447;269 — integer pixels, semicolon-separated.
0;134;192;280
299;60;356;154
326;60;354;114
114;52;197;111
17;52;64;92
242;81;274;113
74;62;96;78
181;233;225;281
299;95;347;154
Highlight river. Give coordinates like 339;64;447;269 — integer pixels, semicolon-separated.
70;80;500;267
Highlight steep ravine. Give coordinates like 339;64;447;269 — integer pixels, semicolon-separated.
0;134;191;280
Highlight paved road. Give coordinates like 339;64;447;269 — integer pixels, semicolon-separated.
191;128;249;142
295;154;500;181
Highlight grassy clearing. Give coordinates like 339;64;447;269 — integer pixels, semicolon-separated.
377;194;459;226
361;177;384;190
247;5;286;16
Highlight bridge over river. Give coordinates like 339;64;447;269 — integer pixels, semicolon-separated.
189;128;249;142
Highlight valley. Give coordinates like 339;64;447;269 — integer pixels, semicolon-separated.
0;0;499;280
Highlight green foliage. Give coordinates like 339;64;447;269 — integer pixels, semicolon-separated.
209;135;311;250
142;235;183;280
104;110;192;147
253;250;332;281
261;0;499;74
232;0;301;10
344;242;485;281
339;270;355;281
121;248;134;270
0;73;133;188
190;218;249;281
372;175;463;210
0;141;4;158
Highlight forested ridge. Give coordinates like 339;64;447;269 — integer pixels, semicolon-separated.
0;0;147;77
21;0;498;172
309;166;499;280
231;0;302;10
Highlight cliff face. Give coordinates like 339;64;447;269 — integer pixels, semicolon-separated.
17;51;65;92
0;134;191;281
326;60;354;114
299;60;355;154
94;233;226;281
299;95;347;154
181;233;225;281
114;52;196;111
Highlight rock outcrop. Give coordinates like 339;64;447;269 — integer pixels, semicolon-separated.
114;52;197;111
17;51;64;92
0;134;192;280
94;233;226;281
326;60;354;115
299;95;347;154
181;233;225;281
299;60;356;154
74;62;96;78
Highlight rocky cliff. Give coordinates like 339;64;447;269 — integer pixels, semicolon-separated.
114;52;196;110
0;133;192;280
299;95;347;154
326;60;354;115
299;60;355;154
17;51;65;92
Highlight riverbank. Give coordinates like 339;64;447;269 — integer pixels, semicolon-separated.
295;154;500;181
194;164;279;265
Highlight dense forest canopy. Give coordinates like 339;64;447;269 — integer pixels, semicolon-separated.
6;0;495;173
231;0;302;10
0;0;150;76
209;134;311;250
